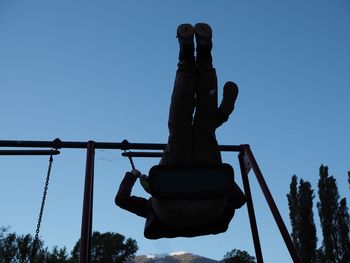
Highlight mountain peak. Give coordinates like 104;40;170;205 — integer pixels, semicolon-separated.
169;251;188;256
130;252;220;263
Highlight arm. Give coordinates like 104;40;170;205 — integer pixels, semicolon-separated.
115;171;149;218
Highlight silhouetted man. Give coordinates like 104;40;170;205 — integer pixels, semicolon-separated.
115;23;245;238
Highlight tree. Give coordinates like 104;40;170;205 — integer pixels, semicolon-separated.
287;176;317;262
298;179;317;262
317;165;350;263
46;246;70;263
0;226;17;262
287;165;350;262
317;165;340;262
335;198;350;263
0;227;47;263
287;175;300;252
223;249;256;263
1;227;137;263
16;233;34;262
71;231;138;263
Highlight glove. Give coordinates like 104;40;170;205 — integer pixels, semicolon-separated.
130;169;141;179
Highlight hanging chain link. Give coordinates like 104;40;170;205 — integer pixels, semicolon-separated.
124;150;136;170
30;153;54;262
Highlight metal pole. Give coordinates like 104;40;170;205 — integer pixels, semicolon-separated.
242;145;302;263
121;151;164;158
0;139;165;150
0;150;60;155
79;141;95;263
238;152;264;263
0;139;242;152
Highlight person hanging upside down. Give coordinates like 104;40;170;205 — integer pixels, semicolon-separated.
115;23;246;238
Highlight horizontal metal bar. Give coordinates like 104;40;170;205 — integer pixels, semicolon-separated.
0;140;165;150
0;140;242;152
0;150;60;155
122;151;164;158
219;145;242;152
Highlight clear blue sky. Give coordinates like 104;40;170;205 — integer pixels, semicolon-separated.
1;0;349;262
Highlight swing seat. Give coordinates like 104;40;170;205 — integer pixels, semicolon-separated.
143;163;246;239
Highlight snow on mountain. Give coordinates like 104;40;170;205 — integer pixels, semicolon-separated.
129;252;220;263
169;251;188;256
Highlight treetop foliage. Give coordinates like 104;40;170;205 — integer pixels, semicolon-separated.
288;165;350;263
0;227;138;263
223;249;256;263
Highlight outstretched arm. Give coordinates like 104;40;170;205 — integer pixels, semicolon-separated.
216;81;239;128
115;170;149;218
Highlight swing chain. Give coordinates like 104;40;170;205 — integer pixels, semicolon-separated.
121;140;136;170
124;150;136;170
31;153;54;261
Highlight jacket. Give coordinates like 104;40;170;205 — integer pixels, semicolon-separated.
115;172;239;239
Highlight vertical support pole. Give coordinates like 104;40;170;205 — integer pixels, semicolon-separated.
242;145;302;263
238;152;264;263
80;141;95;263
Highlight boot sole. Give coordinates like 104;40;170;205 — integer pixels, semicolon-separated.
194;23;212;38
177;24;194;39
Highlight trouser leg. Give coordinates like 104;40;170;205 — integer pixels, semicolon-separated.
193;62;222;165
160;62;196;165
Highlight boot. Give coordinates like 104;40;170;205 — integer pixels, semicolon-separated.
194;23;213;63
217;81;239;127
177;24;195;62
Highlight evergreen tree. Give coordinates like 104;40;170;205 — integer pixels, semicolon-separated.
287;176;317;263
287;175;300;251
316;166;350;262
317;165;340;262
288;166;350;262
335;198;350;263
298;179;317;262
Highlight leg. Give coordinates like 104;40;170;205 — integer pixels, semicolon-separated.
192;62;222;165
192;23;221;165
160;24;195;166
